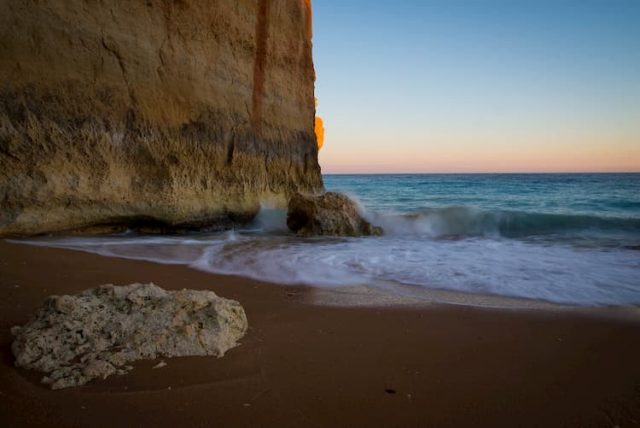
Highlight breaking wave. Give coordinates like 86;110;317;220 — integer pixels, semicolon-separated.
370;207;640;239
10;173;640;307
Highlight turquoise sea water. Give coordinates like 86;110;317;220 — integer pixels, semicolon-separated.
324;173;640;248
17;174;640;306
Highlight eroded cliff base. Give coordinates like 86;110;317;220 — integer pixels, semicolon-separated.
287;192;384;236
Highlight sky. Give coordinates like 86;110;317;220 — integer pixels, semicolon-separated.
312;0;640;173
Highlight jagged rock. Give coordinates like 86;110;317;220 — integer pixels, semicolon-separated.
287;192;383;237
11;283;248;389
0;0;322;237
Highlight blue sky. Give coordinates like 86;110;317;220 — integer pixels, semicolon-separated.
312;0;640;173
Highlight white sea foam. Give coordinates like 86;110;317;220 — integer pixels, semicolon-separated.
13;226;640;306
9;174;640;307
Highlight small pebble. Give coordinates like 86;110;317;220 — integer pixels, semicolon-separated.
153;361;168;369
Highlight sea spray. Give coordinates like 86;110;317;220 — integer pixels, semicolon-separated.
12;174;640;307
368;207;640;240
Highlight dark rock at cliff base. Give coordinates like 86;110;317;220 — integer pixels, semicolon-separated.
287;192;383;237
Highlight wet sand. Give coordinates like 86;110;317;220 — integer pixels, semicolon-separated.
1;240;639;427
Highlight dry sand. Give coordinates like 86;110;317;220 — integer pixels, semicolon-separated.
1;240;639;427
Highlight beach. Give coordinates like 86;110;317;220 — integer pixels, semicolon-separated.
2;0;639;426
2;239;639;427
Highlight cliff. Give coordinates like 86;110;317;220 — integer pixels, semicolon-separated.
0;0;323;236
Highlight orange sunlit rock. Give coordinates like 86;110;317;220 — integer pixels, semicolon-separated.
303;0;313;40
315;116;324;150
314;97;324;150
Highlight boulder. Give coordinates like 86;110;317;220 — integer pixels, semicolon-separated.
11;283;248;389
287;192;383;237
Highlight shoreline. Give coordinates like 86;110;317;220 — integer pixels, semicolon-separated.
2;240;640;426
8;238;640;315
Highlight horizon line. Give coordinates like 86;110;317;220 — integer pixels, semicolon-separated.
322;171;640;175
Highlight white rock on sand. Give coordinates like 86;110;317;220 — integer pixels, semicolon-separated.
11;283;248;389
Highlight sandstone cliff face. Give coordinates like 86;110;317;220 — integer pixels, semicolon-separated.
0;0;322;236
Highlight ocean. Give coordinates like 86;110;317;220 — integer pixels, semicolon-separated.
17;173;640;306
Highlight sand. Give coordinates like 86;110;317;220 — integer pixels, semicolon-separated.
1;240;639;427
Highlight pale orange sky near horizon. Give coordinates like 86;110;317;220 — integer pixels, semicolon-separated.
313;1;640;174
318;129;640;174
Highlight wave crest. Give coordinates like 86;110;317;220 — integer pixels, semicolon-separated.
369;207;640;238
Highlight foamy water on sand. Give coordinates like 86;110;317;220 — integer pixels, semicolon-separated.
13;174;640;307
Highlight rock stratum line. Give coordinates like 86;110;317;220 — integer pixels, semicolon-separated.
0;0;322;237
